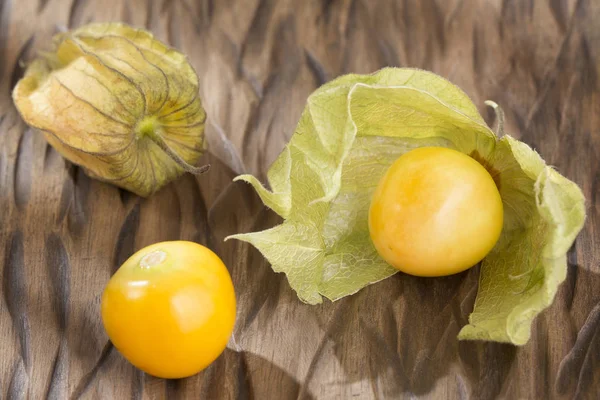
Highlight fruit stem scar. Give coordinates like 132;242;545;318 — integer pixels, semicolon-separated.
140;250;167;268
469;150;501;190
135;116;210;175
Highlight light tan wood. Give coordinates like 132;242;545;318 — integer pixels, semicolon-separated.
0;0;599;398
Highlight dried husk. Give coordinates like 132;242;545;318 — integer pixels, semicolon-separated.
12;23;207;197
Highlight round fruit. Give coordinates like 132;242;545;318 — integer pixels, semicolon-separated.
101;241;236;379
368;147;503;277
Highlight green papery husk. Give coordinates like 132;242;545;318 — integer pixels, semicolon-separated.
227;68;585;345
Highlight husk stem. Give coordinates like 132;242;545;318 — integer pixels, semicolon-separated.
136;117;210;174
484;100;505;138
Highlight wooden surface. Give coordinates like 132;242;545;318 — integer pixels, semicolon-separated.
1;0;599;399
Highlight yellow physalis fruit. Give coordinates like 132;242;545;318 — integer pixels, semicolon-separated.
12;23;208;197
101;241;236;379
369;147;504;277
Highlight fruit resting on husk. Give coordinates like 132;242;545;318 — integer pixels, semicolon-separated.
227;68;586;345
12;23;208;197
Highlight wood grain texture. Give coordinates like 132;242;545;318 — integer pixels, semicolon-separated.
0;0;599;398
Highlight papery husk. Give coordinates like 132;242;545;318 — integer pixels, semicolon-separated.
13;22;207;197
226;68;586;345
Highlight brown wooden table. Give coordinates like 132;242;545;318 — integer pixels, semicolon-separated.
1;1;599;399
